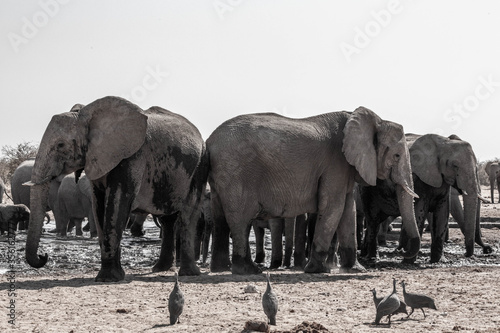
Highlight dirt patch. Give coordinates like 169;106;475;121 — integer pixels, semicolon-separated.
0;185;499;332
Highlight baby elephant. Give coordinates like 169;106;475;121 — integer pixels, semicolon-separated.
0;204;30;234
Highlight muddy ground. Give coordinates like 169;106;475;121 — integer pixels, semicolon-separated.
1;186;500;332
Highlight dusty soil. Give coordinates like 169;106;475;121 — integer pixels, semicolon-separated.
1;186;500;333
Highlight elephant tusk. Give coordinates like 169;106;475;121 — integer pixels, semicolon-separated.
403;185;419;199
462;189;469;196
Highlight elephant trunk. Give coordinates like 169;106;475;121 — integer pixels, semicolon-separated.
25;183;49;268
395;184;421;259
462;193;478;257
490;176;495;203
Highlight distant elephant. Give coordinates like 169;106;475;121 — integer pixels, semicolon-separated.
10;159;59;230
362;134;486;263
25;96;208;282
55;173;97;237
207;107;420;274
252;215;298;269
0;204;30;235
484;161;500;203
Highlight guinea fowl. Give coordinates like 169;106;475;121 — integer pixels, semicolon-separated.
375;278;401;325
262;272;278;325
372;288;407;315
400;280;437;318
168;272;184;325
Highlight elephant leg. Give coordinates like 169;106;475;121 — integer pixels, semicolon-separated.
153;213;177;273
283;217;295;268
356;210;364;250
293;214;308;269
326;232;338;268
201;212;212;264
337;192;365;273
497;178;500;204
377;216;394;246
228;212;261;275
361;212;385;260
74;218;83;236
176;201;202;276
253;222;266;264
89;213;97;238
269;218;284;269
210;191;231;272
430;199;450;263
306;213;317;260
93;185;128;282
305;191;348;274
194;214;205;262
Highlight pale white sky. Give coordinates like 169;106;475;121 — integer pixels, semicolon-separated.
1;0;499;160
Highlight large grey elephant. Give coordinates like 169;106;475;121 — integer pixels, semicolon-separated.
0;203;30;235
207;107;420;274
484;161;500;203
11;159;60;230
25;96;208;282
363;134;485;263
55;172;97;237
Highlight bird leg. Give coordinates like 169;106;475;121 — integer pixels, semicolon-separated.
407;308;414;318
421;308;426;318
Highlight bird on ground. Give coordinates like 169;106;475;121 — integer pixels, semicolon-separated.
400;280;437;318
262;272;278;325
372;287;408;315
168;272;184;325
375;278;401;325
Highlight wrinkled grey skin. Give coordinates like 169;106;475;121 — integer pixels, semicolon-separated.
484;162;500;203
207;107;420;274
363;134;486;263
55;173;96;237
0;204;30;234
26;96;207;282
10;159;59;230
252;216;296;269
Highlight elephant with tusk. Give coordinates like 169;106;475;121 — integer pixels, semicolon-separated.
206;106;420;274
25;96;208;282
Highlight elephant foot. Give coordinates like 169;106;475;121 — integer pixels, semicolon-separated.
254;252;265;264
232;255;262;275
210;259;231;272
179;261;201;276
130;224;145;237
90;231;98;238
293;254;307;269
47;228;58;234
95;260;125;282
430;253;443;264
152;260;173;273
304;259;330;273
269;258;282;269
283;257;291;268
402;256;417;265
304;250;330;273
482;245;493;254
339;261;366;274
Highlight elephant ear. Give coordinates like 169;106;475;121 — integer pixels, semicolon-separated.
485;161;493;175
342;106;381;186
409;135;443;188
77;174;93;201
79;96;148;180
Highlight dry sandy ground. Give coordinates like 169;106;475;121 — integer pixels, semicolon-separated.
1;186;500;333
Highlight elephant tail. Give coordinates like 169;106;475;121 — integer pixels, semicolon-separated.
189;143;210;206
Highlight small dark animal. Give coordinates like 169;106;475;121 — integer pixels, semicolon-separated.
168;272;184;325
400;280;437;318
262;272;278;325
375;278;400;325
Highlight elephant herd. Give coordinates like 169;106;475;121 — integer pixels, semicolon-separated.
3;96;493;282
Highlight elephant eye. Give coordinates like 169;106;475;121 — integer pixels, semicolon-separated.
57;142;65;149
394;153;400;161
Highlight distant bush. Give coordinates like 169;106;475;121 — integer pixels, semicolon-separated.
0;142;38;184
